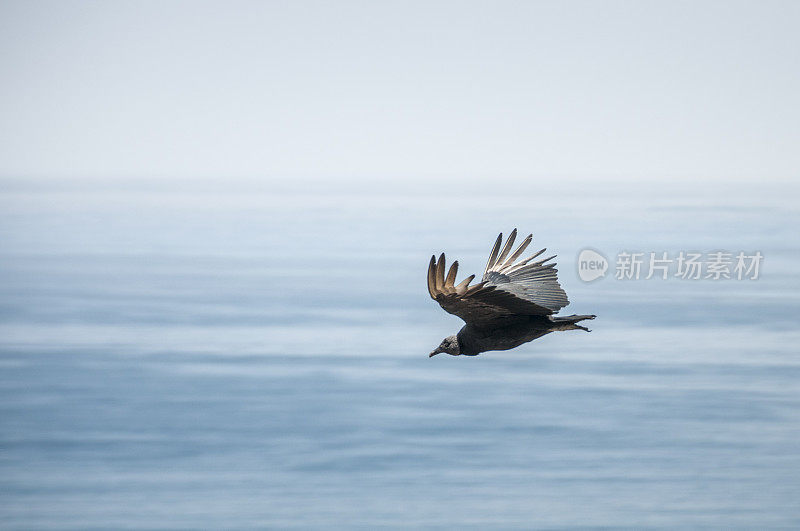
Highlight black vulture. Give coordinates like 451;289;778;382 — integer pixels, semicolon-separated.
427;229;595;357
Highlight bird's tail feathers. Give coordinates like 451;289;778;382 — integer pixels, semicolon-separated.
550;314;596;332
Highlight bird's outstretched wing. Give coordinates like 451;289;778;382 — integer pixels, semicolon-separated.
427;229;569;327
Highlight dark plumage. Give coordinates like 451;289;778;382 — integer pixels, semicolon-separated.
427;229;595;357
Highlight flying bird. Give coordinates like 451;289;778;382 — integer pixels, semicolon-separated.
427;229;595;357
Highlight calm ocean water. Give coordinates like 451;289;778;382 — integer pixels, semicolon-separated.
1;179;799;528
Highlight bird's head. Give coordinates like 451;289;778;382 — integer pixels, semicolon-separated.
429;335;460;357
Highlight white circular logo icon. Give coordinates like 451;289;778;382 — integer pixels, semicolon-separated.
577;249;608;282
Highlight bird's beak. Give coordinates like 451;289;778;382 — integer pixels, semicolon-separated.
429;348;442;357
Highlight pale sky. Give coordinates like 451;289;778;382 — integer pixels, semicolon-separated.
1;0;798;184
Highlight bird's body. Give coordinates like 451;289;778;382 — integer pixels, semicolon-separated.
454;314;595;356
427;229;595;357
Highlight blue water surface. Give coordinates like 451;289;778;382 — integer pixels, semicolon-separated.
1;179;798;528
